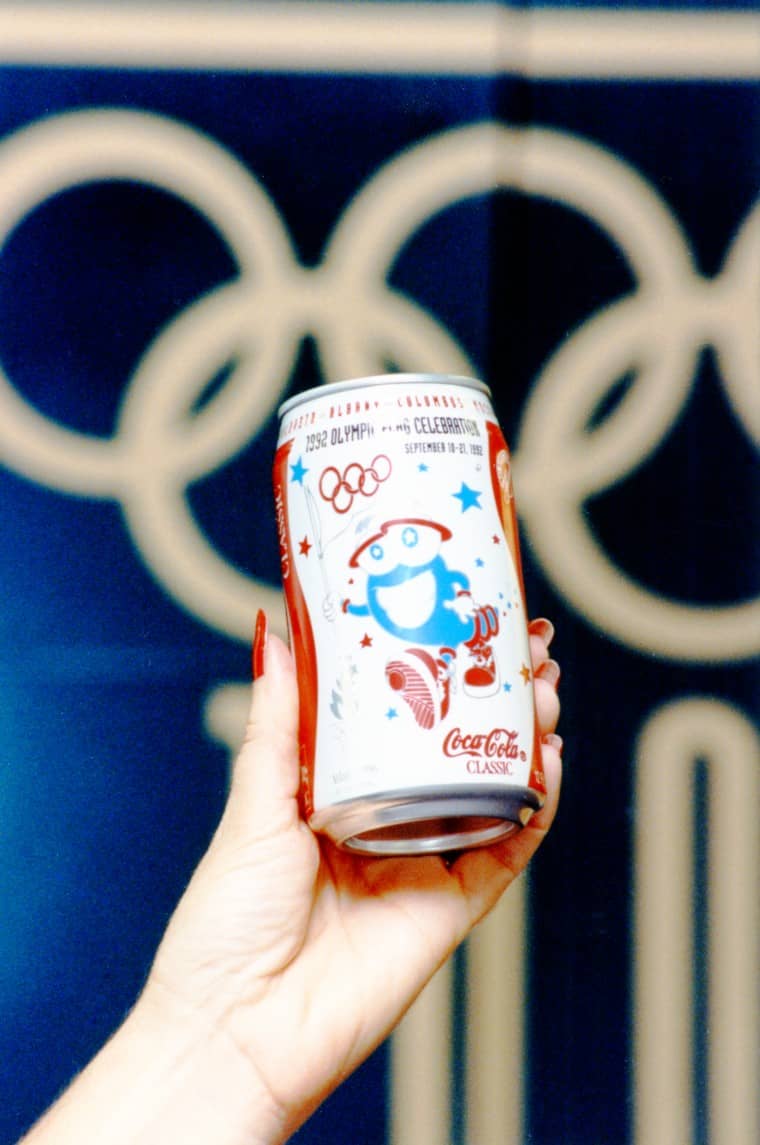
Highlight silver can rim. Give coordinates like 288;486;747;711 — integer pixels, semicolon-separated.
310;786;542;856
277;372;491;419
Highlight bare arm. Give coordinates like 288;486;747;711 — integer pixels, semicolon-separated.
21;617;561;1145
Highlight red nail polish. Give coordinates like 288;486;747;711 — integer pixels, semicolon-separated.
536;658;561;688
252;609;268;680
528;617;555;647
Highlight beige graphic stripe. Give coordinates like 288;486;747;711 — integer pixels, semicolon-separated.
634;699;760;1145
390;960;453;1145
0;4;757;78
465;877;527;1144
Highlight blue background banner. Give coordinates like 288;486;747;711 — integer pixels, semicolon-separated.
1;4;758;1144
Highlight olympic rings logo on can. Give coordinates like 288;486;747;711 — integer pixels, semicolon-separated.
319;454;392;513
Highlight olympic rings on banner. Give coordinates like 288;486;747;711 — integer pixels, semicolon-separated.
0;109;756;658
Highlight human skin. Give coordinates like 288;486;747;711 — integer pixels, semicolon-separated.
21;617;562;1145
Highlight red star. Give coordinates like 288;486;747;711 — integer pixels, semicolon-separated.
299;536;312;556
360;633;373;648
492;534;501;544
520;662;532;684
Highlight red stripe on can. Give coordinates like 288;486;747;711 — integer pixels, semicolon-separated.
273;438;319;820
486;420;547;800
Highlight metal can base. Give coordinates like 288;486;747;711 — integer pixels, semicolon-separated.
310;786;543;856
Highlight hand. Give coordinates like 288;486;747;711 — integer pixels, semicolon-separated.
22;617;561;1145
142;614;562;1142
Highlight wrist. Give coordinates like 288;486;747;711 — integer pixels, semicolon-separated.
23;982;287;1145
124;982;287;1145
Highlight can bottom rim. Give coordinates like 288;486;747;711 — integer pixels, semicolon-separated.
343;814;517;856
311;786;542;856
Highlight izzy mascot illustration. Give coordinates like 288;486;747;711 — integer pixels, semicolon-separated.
342;517;500;730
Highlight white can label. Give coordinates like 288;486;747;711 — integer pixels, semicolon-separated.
274;380;546;817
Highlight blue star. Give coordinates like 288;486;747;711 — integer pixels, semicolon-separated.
386;707;399;720
503;682;512;693
418;462;429;472
452;482;482;512
290;455;308;484
475;557;485;568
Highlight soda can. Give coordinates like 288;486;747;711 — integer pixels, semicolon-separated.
273;374;547;855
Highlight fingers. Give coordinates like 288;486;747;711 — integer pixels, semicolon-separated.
449;733;563;926
535;674;560;742
528;617;561;743
446;616;563;924
528;617;556;673
220;618;302;844
528;616;554;649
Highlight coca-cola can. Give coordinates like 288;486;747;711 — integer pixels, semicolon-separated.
273;374;546;855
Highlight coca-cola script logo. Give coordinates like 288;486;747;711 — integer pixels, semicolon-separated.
443;726;527;775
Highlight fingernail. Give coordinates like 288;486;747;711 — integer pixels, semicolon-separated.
541;733;563;757
535;658;561;688
252;609;268;680
528;617;555;647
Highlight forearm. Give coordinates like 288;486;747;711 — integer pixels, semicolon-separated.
20;988;287;1145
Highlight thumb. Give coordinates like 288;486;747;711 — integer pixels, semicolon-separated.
220;613;302;844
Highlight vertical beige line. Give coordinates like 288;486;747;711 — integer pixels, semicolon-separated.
389;959;454;1145
706;706;760;1145
634;706;694;1145
464;874;527;1145
634;698;760;1145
